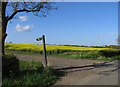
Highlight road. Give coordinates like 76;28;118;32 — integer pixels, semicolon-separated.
54;60;118;85
14;54;119;85
75;62;118;85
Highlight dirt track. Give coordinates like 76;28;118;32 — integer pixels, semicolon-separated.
14;54;118;85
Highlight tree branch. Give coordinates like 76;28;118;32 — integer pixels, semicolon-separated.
7;9;31;21
6;2;56;21
7;6;45;21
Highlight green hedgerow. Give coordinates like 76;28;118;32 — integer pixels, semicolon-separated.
2;54;19;78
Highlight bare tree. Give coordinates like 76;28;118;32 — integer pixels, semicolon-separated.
0;2;56;54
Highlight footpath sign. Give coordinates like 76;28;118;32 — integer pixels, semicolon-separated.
36;35;47;67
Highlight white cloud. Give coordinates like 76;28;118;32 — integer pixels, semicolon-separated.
16;24;33;32
19;16;27;22
111;33;117;36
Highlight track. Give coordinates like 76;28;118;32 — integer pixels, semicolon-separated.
14;54;118;85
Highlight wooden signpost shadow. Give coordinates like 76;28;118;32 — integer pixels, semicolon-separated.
36;35;48;67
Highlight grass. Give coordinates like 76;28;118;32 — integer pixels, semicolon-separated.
5;48;120;61
2;60;58;87
56;50;120;61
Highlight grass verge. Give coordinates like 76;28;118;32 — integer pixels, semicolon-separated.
5;50;120;61
2;60;58;87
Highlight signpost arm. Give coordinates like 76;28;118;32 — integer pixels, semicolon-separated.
42;35;47;67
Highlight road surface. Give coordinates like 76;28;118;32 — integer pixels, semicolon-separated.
14;54;118;85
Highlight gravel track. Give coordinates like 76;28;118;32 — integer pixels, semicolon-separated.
14;54;118;85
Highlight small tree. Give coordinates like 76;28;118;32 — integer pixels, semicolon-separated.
116;36;120;46
0;2;56;54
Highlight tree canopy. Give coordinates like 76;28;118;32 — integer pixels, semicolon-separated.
0;2;57;54
6;2;57;21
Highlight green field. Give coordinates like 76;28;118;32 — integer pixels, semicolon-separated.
5;43;120;61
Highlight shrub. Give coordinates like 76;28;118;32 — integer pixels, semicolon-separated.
98;50;119;57
3;63;57;86
2;54;19;77
42;67;57;86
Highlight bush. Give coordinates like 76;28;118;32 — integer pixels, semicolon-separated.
2;54;19;77
98;50;119;57
40;67;57;86
2;62;57;86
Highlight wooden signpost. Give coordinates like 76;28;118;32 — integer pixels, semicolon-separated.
36;35;47;67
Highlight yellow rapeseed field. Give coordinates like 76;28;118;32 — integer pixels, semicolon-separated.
5;43;112;51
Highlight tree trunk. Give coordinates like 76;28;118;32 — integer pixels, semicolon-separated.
1;2;7;55
2;18;7;55
0;2;2;56
0;2;2;85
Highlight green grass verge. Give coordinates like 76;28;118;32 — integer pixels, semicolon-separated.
2;60;58;87
5;50;120;61
56;51;120;61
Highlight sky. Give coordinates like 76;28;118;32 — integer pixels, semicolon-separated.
5;2;118;46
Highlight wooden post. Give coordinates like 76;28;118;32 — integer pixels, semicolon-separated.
36;35;48;67
42;35;47;67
